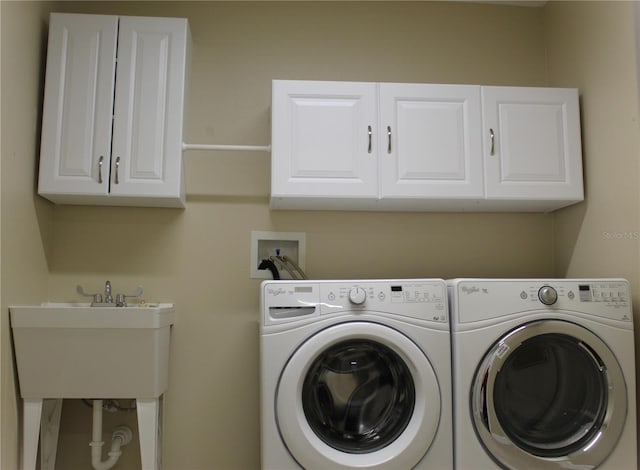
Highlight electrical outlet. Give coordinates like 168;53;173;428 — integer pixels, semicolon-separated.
250;231;306;279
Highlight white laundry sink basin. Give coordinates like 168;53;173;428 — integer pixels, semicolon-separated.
10;303;175;399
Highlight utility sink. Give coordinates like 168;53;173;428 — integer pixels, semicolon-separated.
10;302;175;399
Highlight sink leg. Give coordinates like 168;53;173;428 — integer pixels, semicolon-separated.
137;397;163;470
22;399;42;470
21;399;62;470
40;399;63;470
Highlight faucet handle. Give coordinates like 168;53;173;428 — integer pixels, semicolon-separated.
124;286;143;298
116;286;143;307
76;285;103;304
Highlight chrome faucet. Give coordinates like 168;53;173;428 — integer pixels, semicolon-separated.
76;282;143;307
104;280;113;304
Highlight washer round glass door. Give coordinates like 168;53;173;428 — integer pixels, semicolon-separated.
276;321;441;469
472;319;627;469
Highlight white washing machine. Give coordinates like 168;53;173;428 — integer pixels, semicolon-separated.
260;279;453;469
448;278;637;470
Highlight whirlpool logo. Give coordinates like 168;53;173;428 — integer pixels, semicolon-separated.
267;287;286;296
461;285;488;295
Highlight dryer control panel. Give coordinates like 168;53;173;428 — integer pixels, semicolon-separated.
520;281;630;308
577;282;629;303
452;279;633;325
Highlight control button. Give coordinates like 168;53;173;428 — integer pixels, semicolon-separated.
378;291;386;301
538;285;558;306
348;287;367;305
567;291;575;300
520;291;528;300
328;292;336;301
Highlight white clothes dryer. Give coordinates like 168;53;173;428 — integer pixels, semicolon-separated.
448;279;637;470
260;279;453;469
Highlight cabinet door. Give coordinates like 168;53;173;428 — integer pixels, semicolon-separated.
379;84;483;200
482;87;583;205
38;13;118;198
110;16;189;205
271;80;378;205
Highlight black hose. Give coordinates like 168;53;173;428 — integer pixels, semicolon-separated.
258;259;280;280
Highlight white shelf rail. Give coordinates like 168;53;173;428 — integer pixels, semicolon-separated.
182;142;271;152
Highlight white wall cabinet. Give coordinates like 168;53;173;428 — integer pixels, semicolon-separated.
481;86;583;210
38;13;190;208
378;83;484;207
270;80;379;207
271;80;583;212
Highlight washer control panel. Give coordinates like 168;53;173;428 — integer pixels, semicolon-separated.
320;280;447;322
262;279;448;324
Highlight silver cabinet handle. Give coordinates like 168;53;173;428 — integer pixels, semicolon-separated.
367;126;372;154
114;156;120;184
387;126;392;154
489;128;495;156
98;156;104;184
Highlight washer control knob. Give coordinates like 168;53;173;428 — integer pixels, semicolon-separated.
348;287;367;305
538;285;558;305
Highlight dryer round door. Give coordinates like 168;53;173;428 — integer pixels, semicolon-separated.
472;319;627;469
276;321;441;469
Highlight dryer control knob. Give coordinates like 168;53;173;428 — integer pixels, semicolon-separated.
538;285;558;305
348;287;367;305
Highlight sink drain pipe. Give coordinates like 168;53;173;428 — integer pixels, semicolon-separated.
90;399;133;470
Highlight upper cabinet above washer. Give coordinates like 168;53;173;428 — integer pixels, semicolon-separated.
270;80;584;212
378;83;484;205
38;13;190;208
270;80;379;206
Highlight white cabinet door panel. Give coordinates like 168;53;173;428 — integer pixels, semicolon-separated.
38;14;117;196
271;81;378;199
482;86;583;202
111;17;188;200
498;104;565;181
380;84;483;199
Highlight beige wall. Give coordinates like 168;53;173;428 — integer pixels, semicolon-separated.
544;2;640;465
2;1;637;469
546;1;640;283
0;1;55;469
